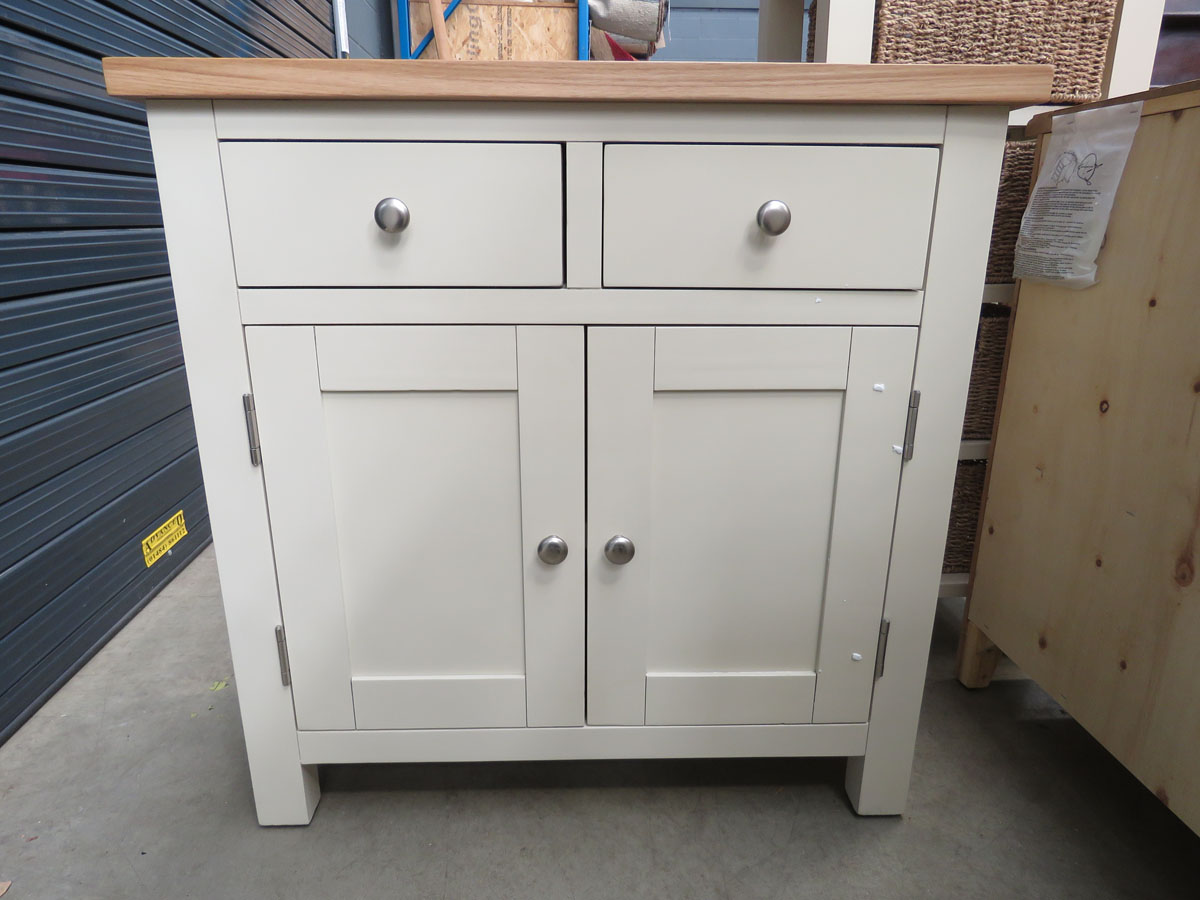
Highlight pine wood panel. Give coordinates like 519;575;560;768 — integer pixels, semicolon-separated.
103;58;1053;105
969;105;1200;835
1025;80;1200;136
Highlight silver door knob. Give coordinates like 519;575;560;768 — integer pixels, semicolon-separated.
756;200;791;236
374;197;410;233
604;535;635;565
536;535;568;565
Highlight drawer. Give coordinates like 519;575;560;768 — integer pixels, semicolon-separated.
603;144;939;290
220;142;563;287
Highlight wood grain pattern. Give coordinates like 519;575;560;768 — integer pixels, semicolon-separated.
425;0;453;60
969;103;1200;836
103;58;1052;105
1025;79;1200;136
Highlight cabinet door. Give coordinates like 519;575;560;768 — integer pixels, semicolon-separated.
247;326;584;731
587;326;917;726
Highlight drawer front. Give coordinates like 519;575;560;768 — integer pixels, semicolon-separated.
603;144;939;290
221;142;563;287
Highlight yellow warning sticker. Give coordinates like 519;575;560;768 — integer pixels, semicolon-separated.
143;510;187;567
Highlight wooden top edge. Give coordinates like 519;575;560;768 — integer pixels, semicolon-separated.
102;58;1053;106
1025;78;1200;136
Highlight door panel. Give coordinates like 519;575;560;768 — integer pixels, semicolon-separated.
246;326;355;730
248;325;584;731
648;390;840;676
587;326;915;726
353;674;526;730
517;327;587;726
645;672;817;726
586;327;655;725
316;325;518;390
324;390;526;679
812;326;919;722
653;326;851;390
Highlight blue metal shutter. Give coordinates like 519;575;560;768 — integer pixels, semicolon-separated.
0;0;334;743
653;0;760;62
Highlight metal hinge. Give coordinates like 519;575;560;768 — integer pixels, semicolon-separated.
874;618;891;680
902;390;921;461
275;625;291;686
242;393;261;466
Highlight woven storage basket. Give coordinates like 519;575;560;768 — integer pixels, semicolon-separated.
962;303;1011;439
806;1;817;61
944;459;987;573
986;139;1037;283
873;0;1118;104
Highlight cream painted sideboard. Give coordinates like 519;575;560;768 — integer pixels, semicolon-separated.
104;59;1050;825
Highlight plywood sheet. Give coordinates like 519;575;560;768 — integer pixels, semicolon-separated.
410;1;576;61
970;104;1200;835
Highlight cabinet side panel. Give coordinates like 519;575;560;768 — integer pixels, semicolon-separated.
971;107;1200;836
145;101;318;825
846;106;1007;815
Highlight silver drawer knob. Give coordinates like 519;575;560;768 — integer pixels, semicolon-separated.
374;197;410;233
604;534;635;565
536;535;569;566
756;200;791;236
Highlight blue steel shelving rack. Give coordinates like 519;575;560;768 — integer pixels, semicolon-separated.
397;0;590;59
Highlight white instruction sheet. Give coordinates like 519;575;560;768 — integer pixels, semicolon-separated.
1013;101;1143;289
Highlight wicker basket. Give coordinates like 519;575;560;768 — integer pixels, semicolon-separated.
962;303;1011;440
806;2;817;61
873;0;1119;104
944;459;987;573
987;139;1037;283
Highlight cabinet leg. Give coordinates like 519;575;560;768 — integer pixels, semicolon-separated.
845;751;906;816
956;619;1001;689
248;759;321;826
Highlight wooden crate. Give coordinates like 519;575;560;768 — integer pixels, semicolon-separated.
410;0;576;60
964;84;1200;836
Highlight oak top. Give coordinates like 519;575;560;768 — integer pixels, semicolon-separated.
102;58;1053;106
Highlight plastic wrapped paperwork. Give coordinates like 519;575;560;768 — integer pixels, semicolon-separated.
1013;101;1143;289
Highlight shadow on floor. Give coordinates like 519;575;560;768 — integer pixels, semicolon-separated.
323;756;849;796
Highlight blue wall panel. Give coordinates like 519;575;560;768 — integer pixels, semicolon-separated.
0;0;333;742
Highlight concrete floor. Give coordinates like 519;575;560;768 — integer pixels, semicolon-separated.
2;546;1198;899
